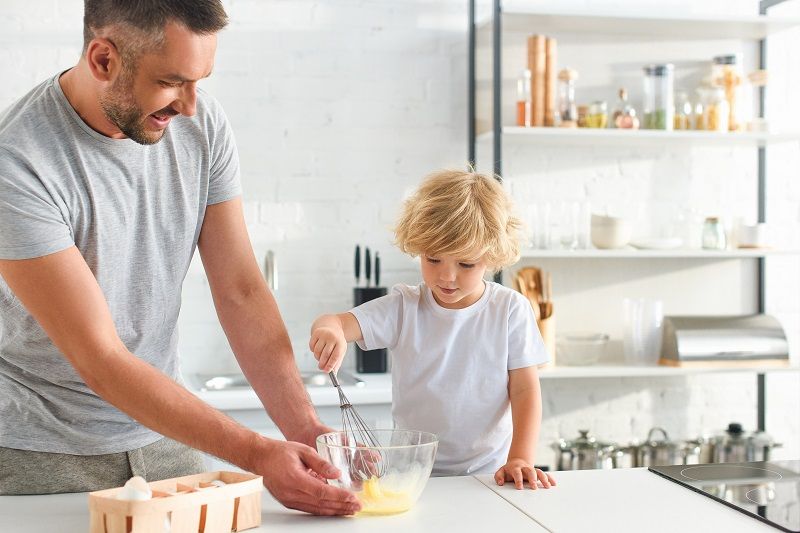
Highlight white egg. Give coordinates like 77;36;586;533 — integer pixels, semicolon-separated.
116;476;152;501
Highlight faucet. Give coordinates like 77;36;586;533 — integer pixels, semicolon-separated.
265;250;278;291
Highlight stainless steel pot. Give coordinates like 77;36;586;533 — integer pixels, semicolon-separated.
554;430;617;470
710;422;781;463
634;427;702;467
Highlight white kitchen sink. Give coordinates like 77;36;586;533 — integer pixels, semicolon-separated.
190;371;364;391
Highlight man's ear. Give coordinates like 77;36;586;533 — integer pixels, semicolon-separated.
85;37;123;83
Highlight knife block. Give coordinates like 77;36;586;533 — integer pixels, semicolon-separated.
354;287;388;373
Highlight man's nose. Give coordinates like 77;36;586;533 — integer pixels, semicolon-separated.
174;82;197;117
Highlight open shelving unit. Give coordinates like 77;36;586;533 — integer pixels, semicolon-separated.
479;126;800;148
538;361;798;380
519;248;800;259
467;0;800;432
476;8;800;40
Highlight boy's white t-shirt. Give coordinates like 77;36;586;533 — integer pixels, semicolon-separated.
350;281;548;476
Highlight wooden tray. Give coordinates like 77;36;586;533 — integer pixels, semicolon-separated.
88;471;262;533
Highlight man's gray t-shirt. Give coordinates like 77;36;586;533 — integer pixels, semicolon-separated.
0;73;241;454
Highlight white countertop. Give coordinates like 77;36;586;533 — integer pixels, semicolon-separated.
0;476;542;533
478;468;778;532
0;468;781;532
188;372;393;411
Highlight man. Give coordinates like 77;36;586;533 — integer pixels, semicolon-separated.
0;0;360;516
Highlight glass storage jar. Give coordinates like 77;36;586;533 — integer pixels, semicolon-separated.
516;69;532;127
712;54;743;131
586;100;608;128
673;91;692;130
701;86;730;132
702;217;727;250
557;68;578;128
642;64;674;130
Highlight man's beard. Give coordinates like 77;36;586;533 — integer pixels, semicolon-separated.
100;71;167;146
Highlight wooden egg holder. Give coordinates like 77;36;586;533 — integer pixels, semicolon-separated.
88;471;263;533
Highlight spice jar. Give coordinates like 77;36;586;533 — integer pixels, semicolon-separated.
612;88;639;129
692;90;705;130
577;105;589;128
586;100;608;128
516;69;532;127
702;217;727;250
557;68;578;128
712;54;743;132
673;91;692;130
642;64;674;130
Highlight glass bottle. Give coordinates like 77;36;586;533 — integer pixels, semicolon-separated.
673;91;692;130
612;88;639;129
642;64;674;130
586;100;608;128
557;68;578;128
702;217;727;250
516;69;532;127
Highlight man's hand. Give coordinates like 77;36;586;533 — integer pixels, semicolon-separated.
292;421;337;450
253;437;361;516
494;458;556;490
309;325;348;373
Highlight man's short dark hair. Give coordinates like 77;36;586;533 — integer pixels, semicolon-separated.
83;0;228;57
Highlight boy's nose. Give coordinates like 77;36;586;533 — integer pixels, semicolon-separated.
440;269;456;282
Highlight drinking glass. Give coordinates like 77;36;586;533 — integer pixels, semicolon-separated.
622;298;664;365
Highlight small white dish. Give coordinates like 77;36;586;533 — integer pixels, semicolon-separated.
629;238;683;250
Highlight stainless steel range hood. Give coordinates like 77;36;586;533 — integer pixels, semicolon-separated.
660;315;789;367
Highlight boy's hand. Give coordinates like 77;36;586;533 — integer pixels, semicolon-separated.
494;458;556;490
309;326;348;373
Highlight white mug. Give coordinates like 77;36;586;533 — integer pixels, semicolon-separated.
737;223;767;248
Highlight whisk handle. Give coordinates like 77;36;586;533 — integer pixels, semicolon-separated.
328;371;340;388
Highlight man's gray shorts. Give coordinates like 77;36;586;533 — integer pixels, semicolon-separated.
0;438;206;495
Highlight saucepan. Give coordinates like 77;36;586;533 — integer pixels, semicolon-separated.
554;430;617;470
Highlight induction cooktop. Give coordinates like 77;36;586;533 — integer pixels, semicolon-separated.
649;461;800;532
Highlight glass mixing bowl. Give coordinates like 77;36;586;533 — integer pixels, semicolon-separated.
316;429;438;515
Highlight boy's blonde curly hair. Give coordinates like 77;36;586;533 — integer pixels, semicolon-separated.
394;169;522;270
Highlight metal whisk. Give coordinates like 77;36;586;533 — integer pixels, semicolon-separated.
328;371;387;480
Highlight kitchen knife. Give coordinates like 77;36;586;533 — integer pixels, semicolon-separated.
354;245;361;286
365;247;371;287
375;252;381;287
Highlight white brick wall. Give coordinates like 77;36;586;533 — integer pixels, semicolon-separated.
1;0;797;468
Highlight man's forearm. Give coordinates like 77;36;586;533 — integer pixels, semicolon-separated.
85;346;270;472
215;287;321;443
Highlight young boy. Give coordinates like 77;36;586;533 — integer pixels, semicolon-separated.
309;169;556;490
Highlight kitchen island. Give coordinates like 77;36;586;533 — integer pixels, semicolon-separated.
0;468;777;532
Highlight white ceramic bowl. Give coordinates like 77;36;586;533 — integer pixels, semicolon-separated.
591;214;632;249
557;332;609;365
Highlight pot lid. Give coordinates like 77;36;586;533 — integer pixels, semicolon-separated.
715;422;775;446
559;429;616;451
639;427;680;450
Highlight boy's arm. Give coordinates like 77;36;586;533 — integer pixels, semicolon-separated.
312;312;364;343
506;366;542;464
495;365;555;489
310;312;363;372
